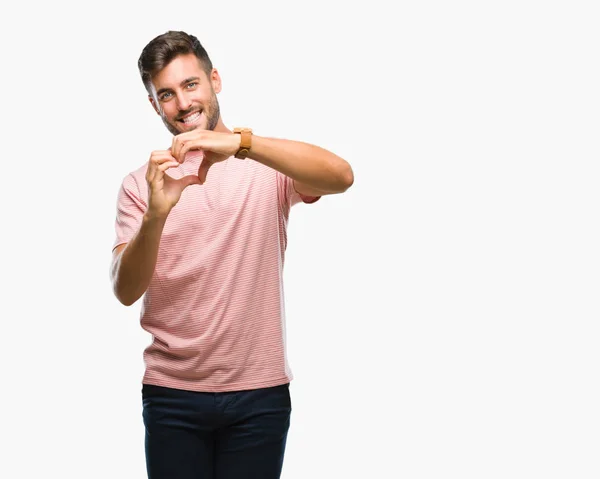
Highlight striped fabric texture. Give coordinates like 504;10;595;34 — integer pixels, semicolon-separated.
113;151;319;392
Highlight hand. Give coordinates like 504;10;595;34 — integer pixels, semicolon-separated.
145;149;202;218
171;130;241;184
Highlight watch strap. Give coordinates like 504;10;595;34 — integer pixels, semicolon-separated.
233;127;252;159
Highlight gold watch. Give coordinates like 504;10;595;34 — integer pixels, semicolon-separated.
233;127;253;159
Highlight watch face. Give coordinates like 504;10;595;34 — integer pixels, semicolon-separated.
235;148;249;159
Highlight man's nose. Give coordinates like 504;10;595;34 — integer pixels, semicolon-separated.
176;92;192;111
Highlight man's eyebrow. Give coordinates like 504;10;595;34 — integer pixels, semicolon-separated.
156;77;201;97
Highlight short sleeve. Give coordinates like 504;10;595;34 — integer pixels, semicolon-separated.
112;174;147;251
276;171;321;209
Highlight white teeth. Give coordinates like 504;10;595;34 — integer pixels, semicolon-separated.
182;111;201;123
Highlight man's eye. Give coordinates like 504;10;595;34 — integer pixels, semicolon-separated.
186;82;197;88
160;92;172;100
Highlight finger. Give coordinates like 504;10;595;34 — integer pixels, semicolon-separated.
146;159;160;183
170;138;178;161
178;141;193;163
179;138;205;164
157;160;180;172
150;160;179;185
173;132;201;162
171;138;185;163
147;154;178;183
154;154;178;165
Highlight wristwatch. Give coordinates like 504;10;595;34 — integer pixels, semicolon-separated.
233;127;253;159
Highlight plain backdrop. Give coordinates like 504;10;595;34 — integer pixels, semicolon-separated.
1;1;599;478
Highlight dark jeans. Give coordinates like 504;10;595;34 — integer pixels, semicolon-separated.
142;382;292;479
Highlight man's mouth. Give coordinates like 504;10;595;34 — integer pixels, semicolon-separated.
178;110;202;125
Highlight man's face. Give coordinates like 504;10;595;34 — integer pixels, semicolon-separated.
149;53;221;136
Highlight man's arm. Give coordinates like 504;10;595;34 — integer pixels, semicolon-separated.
111;150;202;306
247;136;354;196
111;212;167;306
171;131;354;196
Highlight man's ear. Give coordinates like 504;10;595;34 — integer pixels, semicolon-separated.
149;95;161;115
211;68;222;94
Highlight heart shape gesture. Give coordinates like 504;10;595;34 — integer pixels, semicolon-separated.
144;149;203;218
171;129;241;184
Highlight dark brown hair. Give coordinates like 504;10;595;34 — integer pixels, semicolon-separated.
138;31;213;94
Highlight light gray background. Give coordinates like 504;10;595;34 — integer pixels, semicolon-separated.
2;1;598;478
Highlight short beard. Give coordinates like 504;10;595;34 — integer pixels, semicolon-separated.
161;90;221;136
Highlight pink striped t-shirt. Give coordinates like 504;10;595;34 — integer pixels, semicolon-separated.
112;151;319;392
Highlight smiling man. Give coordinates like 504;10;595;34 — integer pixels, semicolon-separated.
110;30;353;479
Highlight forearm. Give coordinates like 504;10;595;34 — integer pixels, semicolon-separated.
247;136;354;193
112;212;167;306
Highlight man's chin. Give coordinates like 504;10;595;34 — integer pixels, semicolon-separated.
162;117;214;135
179;120;208;133
165;122;198;136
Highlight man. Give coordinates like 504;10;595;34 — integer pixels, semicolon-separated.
110;30;353;478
